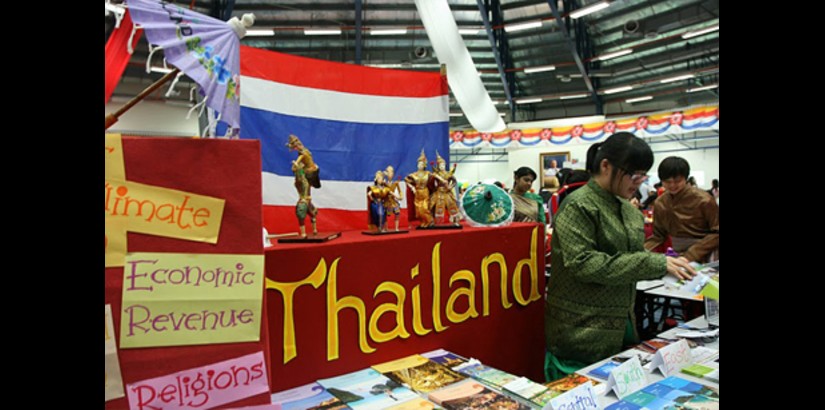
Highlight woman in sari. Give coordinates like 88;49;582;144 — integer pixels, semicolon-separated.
510;166;546;224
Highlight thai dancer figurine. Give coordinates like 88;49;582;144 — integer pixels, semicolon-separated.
382;165;403;231
367;170;390;232
286;134;321;237
430;151;460;226
404;150;434;227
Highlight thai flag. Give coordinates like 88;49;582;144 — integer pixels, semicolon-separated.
239;46;449;233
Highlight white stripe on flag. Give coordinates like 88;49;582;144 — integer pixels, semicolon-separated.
241;76;449;124
262;173;409;211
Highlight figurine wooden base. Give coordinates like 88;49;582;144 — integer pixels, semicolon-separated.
361;229;410;236
415;224;463;230
278;231;342;243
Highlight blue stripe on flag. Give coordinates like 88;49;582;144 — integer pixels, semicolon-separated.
240;106;449;182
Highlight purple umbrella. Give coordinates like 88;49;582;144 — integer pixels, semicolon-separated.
105;0;252;135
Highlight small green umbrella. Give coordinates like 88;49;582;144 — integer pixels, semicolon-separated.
459;183;514;227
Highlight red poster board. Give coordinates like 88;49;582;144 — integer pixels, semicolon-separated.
105;137;271;409
264;222;545;392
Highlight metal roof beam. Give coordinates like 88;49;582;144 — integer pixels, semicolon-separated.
546;0;600;113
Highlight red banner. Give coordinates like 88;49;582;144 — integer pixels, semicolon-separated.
264;223;546;392
106;137;271;409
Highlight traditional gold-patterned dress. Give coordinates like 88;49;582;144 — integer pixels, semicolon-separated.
405;170;434;227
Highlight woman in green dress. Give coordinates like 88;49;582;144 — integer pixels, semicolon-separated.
544;132;696;381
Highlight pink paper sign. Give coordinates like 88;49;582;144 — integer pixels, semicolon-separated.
126;351;269;410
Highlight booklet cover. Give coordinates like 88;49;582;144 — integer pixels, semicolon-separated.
371;354;467;393
270;382;347;410
317;368;419;410
420;349;470;370
427;379;531;410
587;360;620;380
604;376;719;410
530;374;604;408
453;362;519;389
502;376;548;401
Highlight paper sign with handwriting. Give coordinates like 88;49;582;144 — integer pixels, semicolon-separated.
105;304;125;401
120;253;264;348
105;133;126;180
105;179;225;244
606;356;647;400
105;216;128;267
650;339;692;376
125;351;269;410
546;381;599;410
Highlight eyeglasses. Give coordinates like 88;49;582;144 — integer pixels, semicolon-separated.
616;166;649;183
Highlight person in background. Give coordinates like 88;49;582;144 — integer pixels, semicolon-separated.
510;166;546;224
644;157;719;262
707;179;719;201
544;132;695;381
687;176;697;187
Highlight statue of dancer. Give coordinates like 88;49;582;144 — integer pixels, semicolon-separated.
430;151;460;226
382;165;403;231
404;150;434;227
286;134;321;237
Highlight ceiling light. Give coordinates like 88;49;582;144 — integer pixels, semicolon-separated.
594;48;633;61
682;24;719;39
499;113;507;117
304;28;341;35
515;97;543;104
569;1;611;19
150;66;174;74
687;84;719;93
458;29;482;35
524;65;556;74
603;85;633;94
370;28;407;35
449;112;464;117
625;96;653;103
560;93;589;100
245;29;275;36
504;21;543;33
660;74;695;83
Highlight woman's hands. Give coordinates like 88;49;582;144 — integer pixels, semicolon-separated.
666;256;696;280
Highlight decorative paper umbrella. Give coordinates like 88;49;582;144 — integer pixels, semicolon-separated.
459;183;514;227
105;0;253;135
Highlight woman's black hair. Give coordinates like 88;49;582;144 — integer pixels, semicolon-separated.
585;132;654;182
711;179;719;189
514;166;538;181
657;156;690;181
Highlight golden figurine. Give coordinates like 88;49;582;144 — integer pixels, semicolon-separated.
286;134;321;237
382;165;403;231
429;151;460;226
367;170;391;232
404;150;435;228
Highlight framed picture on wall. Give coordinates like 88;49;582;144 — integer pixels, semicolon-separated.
539;151;571;191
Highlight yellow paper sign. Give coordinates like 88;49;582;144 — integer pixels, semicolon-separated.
105;216;128;267
105;133;126;180
119;253;264;348
104;179;225;244
105;304;125;401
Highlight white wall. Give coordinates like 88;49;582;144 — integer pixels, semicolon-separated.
105;99;200;136
453;161;511;188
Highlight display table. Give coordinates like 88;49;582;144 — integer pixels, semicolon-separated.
263;222;546;392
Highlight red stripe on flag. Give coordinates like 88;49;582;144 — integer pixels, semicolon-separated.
240;46;447;98
263;205;412;234
105;11;142;103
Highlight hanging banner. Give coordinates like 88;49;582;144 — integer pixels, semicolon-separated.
449;104;719;148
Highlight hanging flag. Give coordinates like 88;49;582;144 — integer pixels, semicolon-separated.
239;46;450;232
105;10;142;103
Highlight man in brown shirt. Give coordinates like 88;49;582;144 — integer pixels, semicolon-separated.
644;157;719;262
